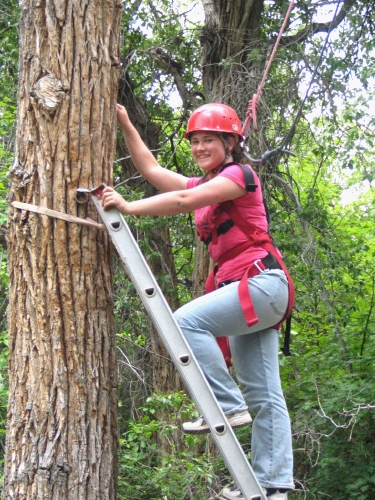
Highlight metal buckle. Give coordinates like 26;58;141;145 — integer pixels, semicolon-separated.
254;259;267;273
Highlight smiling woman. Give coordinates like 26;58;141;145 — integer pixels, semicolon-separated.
103;101;295;500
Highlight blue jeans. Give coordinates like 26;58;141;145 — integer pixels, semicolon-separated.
174;269;294;490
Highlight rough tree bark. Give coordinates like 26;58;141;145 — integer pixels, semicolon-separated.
200;0;264;109
4;0;122;498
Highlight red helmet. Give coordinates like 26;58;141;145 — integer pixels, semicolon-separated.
184;103;243;139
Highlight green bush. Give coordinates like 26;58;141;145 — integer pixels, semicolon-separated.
117;391;221;500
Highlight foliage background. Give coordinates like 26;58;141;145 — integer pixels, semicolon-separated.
0;0;374;498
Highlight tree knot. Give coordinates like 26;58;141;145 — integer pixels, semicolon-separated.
30;74;66;119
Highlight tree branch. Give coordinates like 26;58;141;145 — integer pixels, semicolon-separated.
282;0;357;46
149;47;204;110
0;26;13;38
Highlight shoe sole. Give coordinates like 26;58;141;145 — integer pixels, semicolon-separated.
183;414;251;435
219;497;244;500
219;491;288;500
218;493;245;500
219;491;264;500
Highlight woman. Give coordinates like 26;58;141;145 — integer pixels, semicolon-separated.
102;103;294;500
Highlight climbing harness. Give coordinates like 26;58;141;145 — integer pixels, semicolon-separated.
200;163;294;363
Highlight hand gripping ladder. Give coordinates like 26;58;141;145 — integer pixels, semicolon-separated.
84;184;266;500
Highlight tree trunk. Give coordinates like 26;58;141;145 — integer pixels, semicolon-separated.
200;0;264;108
4;0;121;497
192;237;211;299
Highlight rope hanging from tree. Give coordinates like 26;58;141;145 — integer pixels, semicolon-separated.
242;0;295;137
243;0;341;166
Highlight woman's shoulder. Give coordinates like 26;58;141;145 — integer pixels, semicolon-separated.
219;163;260;192
221;162;257;176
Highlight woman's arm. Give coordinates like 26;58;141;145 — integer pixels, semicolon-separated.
102;175;246;216
116;104;188;192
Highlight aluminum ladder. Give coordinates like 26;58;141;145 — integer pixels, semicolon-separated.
85;184;266;500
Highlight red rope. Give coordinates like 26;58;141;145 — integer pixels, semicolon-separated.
242;0;295;136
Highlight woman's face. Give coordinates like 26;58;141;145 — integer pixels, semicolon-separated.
190;132;228;172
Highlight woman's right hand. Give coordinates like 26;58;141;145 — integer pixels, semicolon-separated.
102;186;129;214
115;102;188;193
116;103;131;131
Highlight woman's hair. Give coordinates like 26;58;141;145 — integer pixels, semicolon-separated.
218;133;244;163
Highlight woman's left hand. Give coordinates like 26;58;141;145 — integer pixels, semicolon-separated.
102;186;129;214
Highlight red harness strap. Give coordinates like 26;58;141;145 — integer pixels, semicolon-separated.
215;337;232;368
220;201;295;324
206;239;277;327
205;240;271;368
203;201;295;366
238;259;267;326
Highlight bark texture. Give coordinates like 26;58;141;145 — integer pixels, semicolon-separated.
4;0;122;498
200;0;264;110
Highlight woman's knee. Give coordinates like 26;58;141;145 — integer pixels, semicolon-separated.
173;307;182;325
245;386;287;415
173;306;197;331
